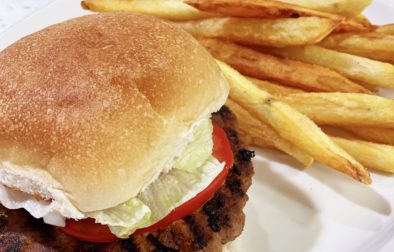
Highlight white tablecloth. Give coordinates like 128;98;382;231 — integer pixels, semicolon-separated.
0;0;54;34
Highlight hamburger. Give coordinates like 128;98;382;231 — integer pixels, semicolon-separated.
0;13;254;251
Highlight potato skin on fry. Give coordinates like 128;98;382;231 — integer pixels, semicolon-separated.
333;17;375;33
332;136;394;173
267;45;394;88
199;38;371;93
276;0;372;17
344;127;394;146
226;99;313;166
247;77;304;96
81;0;216;21
173;17;338;47
217;60;371;184
376;24;394;35
186;0;373;33
282;93;394;128
186;0;343;20
320;32;394;64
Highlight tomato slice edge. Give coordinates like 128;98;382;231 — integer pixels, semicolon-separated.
61;124;234;243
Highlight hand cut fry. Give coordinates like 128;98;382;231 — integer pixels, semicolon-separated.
173;17;338;47
352;15;374;28
198;38;370;93
276;0;372;17
226;99;313;166
217;60;371;184
320;32;394;64
281;93;394;128
186;0;344;20
186;0;371;33
376;24;394;35
334;17;375;33
331;136;394;173
344;126;394;146
265;45;394;88
247;77;304;96
81;0;216;20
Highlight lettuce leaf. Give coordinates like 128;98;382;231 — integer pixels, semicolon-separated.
173;119;213;172
87;120;225;238
87;156;224;238
87;198;151;238
139;157;223;221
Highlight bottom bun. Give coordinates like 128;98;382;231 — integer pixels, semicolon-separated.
0;106;254;252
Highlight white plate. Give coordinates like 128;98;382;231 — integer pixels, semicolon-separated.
1;1;394;251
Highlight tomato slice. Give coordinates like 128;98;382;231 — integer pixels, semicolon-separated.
62;124;234;243
135;124;233;235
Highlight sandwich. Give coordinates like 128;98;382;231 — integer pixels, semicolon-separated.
0;13;254;251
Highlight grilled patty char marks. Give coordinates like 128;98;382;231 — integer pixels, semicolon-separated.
0;107;254;252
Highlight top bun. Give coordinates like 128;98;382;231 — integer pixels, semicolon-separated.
0;13;229;212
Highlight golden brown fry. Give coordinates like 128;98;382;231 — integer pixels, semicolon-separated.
353;14;374;28
247;77;304;96
281;93;394;128
331;136;394;173
173;17;338;47
344;126;394;146
226;99;313;166
320;32;394;64
359;83;379;93
276;0;372;17
266;45;394;88
185;0;372;33
217;60;371;184
198;38;370;93
376;24;394;35
81;0;215;20
186;0;344;20
334;17;375;33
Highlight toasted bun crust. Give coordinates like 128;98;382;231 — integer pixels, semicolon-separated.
0;13;229;212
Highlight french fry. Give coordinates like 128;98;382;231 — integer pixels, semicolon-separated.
334;17;375;33
226;99;313;166
281;93;394;128
319;32;394;64
276;0;372;17
247;77;304;96
186;0;345;20
344;126;394;146
81;0;216;20
173;17;339;47
265;45;394;88
352;14;374;28
186;0;372;33
376;24;394;35
217;60;371;184
331;136;394;173
198;38;371;93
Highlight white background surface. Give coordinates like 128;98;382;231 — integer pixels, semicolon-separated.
1;1;394;252
0;0;54;33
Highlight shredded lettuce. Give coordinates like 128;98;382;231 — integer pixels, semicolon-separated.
139;157;223;222
173;119;213;172
87;120;225;238
87;198;151;238
89;156;224;238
